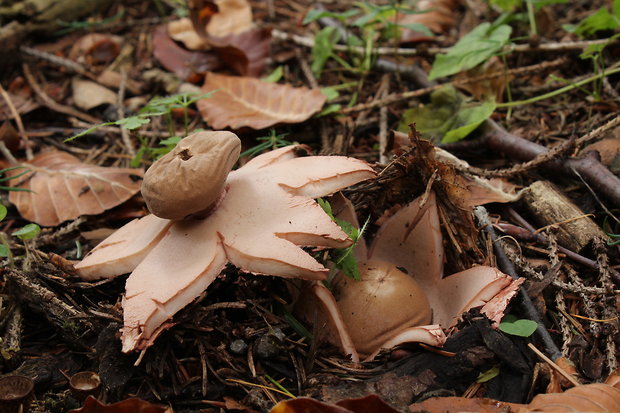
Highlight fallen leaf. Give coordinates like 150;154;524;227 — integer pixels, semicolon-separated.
68;33;123;67
395;0;462;43
188;0;271;76
409;382;620;412
75;144;375;352
68;395;172;413
0;90;39;121
271;394;401;413
152;25;221;82
169;0;253;49
7;150;143;226
198;72;327;129
72;78;118;110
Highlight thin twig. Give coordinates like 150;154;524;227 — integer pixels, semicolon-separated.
22;63;101;124
272;29;617;57
475;206;563;361
527;343;580;387
0;84;32;160
116;69;136;158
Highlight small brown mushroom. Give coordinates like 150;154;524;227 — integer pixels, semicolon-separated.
141;131;241;219
331;260;433;358
0;375;34;413
69;371;101;401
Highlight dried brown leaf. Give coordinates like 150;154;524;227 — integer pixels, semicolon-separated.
187;0;270;76
395;0;462;43
152;25;221;82
198;72;326;129
8;150;143;226
271;395;401;413
68;396;172;413
409;382;620;412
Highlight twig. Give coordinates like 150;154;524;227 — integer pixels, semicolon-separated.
341;57;567;114
272;29;617;57
378;74;390;164
474;206;562;361
22;63;101;124
527;343;580;387
0;83;32;160
116;69;136;158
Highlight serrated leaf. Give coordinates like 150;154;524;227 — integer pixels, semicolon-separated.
499;314;538;337
429;23;512;80
118;116;151;130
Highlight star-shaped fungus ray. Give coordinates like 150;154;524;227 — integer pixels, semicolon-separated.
75;145;376;352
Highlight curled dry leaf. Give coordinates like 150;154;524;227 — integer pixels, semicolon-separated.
68;395;173;413
68;33;123;67
198;72;327;129
7;150;143;226
169;0;252;49
395;0;462;43
75;145;375;352
188;0;271;76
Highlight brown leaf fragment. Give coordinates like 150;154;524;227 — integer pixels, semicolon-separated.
188;0;270;76
271;395;402;413
7;150;143;226
68;395;173;413
198;72;326;129
152;25;221;83
395;0;462;43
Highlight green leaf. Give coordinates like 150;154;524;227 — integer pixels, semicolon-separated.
429;23;512;80
443;100;496;143
303;8;358;24
396;23;433;37
12;223;41;240
0;244;9;257
563;7;620;37
118;116;151;130
311;27;341;77
398;86;495;143
0;204;7;221
262;66;284;83
490;0;522;11
477;366;500;383
336;250;361;280
499;314;538;337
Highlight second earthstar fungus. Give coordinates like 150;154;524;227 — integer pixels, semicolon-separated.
296;191;523;362
74;131;376;352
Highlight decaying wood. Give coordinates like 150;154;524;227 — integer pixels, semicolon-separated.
4;268;94;346
521;181;608;253
0;0;112;55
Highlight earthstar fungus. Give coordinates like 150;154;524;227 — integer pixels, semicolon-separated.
75;132;376;352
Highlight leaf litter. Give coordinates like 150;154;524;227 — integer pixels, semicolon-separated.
0;0;618;411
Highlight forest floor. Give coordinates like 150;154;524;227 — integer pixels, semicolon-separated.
0;0;618;412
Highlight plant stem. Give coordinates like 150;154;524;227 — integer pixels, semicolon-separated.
496;66;620;108
526;0;537;37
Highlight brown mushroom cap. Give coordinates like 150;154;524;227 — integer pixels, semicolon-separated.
331;260;432;356
141;131;241;219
